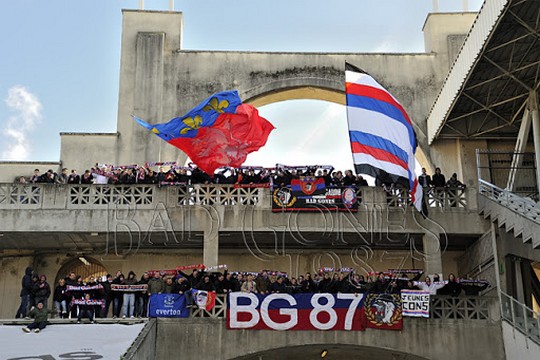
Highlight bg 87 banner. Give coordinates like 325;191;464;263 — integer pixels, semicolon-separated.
227;292;366;331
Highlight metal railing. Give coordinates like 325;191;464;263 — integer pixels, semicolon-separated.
386;186;467;209
476;150;538;200
190;293;228;318
478;179;540;224
500;291;540;345
189;294;495;320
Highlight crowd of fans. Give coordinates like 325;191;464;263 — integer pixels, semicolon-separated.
16;264;489;332
16;164;465;192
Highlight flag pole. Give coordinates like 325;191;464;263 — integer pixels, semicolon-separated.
344;62;358;176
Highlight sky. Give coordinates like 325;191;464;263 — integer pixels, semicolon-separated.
0;0;484;171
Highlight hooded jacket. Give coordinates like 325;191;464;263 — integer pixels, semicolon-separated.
33;276;51;299
20;267;34;297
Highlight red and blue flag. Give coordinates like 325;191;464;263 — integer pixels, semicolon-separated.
345;63;423;213
134;90;275;175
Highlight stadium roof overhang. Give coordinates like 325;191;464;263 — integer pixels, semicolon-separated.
427;0;540;144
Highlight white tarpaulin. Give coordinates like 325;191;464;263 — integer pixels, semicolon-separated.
0;323;144;360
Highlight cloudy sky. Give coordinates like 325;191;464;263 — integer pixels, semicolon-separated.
0;0;483;170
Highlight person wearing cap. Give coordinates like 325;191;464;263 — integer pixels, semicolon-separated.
22;302;54;333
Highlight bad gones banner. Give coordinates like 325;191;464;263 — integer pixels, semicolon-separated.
148;294;190;318
227;292;367;330
272;177;358;212
401;290;430;318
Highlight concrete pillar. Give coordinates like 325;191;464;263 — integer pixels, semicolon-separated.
507;108;531;191
457;139;488;188
514;260;525;303
422;233;443;276
116;10;183;166
530;92;540;194
203;229;219;268
433;0;439;12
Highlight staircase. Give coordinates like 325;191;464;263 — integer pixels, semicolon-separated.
500;291;540;346
478;179;540;248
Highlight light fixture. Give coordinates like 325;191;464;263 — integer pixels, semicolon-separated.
320;350;328;358
90;232;99;236
78;257;90;266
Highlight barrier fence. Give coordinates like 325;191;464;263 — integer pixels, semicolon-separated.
188;293;496;321
0;183;470;210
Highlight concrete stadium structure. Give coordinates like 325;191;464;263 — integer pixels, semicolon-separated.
1;0;540;359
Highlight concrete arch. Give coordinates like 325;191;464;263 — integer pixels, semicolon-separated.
240;79;433;172
231;344;429;360
54;256;108;286
241;77;344;107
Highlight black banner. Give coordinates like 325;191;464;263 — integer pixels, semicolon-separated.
272;177;358;212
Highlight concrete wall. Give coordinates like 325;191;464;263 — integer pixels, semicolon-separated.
423;12;477;69
0;162;61;182
59;133;119;172
0;255;34;318
154;318;505;360
123;318;157;360
502;321;540;360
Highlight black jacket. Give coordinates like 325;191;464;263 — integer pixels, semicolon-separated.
20;267;34;296
53;284;69;302
173;281;191;294
194;280;216;291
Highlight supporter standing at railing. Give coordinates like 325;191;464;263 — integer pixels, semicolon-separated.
81;170;94;184
53;279;68;318
57;168;69;184
15;266;34;319
137;272;150;318
241;274;257;293
195;275;216;292
343;170;356;186
270;276;287;293
227;272;241;292
33;275;50;309
111;272;124;319
173;276;193;308
418;168;432;215
214;273;231;294
437;273;462;297
100;274;113;318
318;272;333;293
30;169;41;183
163;277;174;293
178;269;203;289
446;173;465;207
255;271;270;295
432;167;446;206
300;273;317;293
414;276;446;295
121;271;137;318
148;272;165;295
77;293;96;323
355;175;369;187
67;169;80;184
